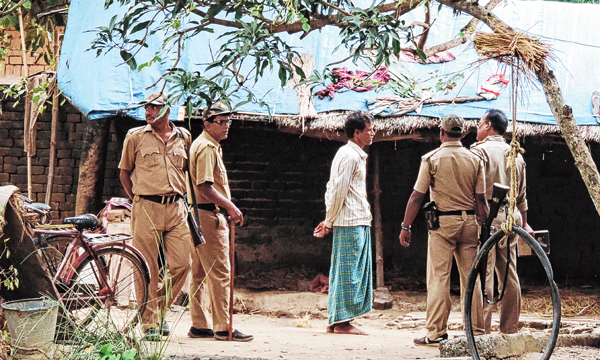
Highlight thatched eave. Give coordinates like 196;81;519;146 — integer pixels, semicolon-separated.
231;111;600;143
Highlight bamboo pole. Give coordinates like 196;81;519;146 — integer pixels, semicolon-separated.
18;7;31;198
45;28;60;205
372;145;384;289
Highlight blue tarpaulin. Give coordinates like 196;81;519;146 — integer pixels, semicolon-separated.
58;0;600;125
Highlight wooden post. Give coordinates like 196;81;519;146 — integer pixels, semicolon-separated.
372;145;384;289
75;117;111;215
45;28;60;205
371;144;394;310
18;8;32;199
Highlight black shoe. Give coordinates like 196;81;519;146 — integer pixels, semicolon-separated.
214;329;254;342
160;320;171;336
142;328;162;342
188;327;214;338
413;333;448;346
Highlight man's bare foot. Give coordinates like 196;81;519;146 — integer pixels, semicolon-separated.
332;322;368;335
326;325;334;333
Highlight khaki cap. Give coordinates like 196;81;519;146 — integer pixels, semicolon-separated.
140;91;166;106
204;103;234;121
440;114;465;135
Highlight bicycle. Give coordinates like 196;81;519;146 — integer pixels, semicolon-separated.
22;198;151;336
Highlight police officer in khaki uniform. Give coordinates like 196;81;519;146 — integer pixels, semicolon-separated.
119;91;192;341
187;106;253;342
399;114;488;345
471;109;533;334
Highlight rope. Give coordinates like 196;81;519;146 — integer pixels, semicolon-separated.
500;64;525;245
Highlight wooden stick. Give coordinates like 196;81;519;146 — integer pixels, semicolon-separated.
372;145;384;289
18;8;32;199
45;28;60;205
228;217;236;341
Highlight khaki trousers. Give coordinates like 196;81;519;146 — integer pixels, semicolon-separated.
426;213;485;340
131;196;192;331
190;210;231;332
483;207;522;334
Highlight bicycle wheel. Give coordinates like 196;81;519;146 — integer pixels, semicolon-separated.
464;226;561;360
60;247;149;336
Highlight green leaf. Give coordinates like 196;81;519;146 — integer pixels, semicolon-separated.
278;65;286;87
415;48;427;63
32;95;40;103
293;64;305;79
130;20;151;34
302;23;310;32
120;50;137;70
23;1;31;9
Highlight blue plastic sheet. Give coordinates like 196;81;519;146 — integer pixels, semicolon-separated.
58;0;600;125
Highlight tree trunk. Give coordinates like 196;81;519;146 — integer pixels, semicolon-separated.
536;68;600;215
75;117;111;215
438;0;600;218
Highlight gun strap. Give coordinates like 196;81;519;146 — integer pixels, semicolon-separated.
175;128;202;236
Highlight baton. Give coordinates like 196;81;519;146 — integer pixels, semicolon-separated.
228;217;235;341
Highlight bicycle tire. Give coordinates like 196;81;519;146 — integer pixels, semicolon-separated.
464;226;561;360
60;247;150;337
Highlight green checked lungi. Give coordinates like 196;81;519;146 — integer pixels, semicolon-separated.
328;225;373;325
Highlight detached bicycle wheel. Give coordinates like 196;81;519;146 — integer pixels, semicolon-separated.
464;226;561;360
60;247;149;337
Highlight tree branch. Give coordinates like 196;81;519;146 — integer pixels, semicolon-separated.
317;0;352;17
0;0;28;17
424;0;503;58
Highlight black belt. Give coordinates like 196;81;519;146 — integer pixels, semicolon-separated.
438;210;475;216
140;194;182;204
198;203;229;217
198;203;217;212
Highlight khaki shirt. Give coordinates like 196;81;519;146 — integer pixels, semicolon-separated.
414;141;485;211
118;123;191;196
470;135;528;213
189;131;231;202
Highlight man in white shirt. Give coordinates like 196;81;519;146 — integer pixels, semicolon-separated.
314;111;375;335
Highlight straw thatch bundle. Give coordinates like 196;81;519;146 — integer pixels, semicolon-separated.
473;30;555;75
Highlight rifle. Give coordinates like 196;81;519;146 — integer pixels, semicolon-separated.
478;183;510;303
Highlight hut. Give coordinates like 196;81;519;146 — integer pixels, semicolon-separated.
2;0;600;287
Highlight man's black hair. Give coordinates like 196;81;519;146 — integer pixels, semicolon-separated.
443;130;462;139
344;111;373;139
484;109;509;135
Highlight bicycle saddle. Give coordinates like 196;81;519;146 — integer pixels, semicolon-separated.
29;202;51;211
63;214;100;230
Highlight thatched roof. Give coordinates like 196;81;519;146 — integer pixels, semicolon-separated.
232;111;600;143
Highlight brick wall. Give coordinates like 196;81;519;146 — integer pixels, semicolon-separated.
1;29;53;77
0;96;125;220
2;98;600;284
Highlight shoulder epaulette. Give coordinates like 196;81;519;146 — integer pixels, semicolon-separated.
469;146;485;161
126;125;146;136
176;126;192;138
421;147;442;161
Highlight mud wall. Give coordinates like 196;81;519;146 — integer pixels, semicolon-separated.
2;98;600;284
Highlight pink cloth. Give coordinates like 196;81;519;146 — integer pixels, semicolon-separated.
397;45;455;64
309;274;329;294
99;199;132;233
316;66;390;100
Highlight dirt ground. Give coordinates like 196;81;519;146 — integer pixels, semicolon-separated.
157;287;600;360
